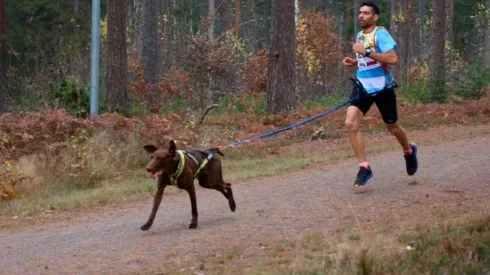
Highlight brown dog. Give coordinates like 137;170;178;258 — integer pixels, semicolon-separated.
141;140;236;230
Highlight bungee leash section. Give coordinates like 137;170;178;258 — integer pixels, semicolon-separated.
199;78;385;172
217;78;375;151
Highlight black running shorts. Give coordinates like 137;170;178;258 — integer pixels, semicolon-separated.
348;87;398;124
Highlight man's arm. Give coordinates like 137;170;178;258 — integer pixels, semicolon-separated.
372;29;398;65
343;56;358;68
368;49;398;65
353;42;398;65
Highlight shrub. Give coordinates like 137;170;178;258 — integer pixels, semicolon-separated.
0;160;32;200
49;77;107;116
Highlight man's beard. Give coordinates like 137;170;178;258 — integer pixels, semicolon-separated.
360;22;371;29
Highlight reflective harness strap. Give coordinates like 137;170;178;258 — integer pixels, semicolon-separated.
193;153;215;179
169;150;186;186
185;152;200;167
170;150;219;184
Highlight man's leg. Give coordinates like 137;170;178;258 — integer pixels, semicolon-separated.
376;90;419;176
345;99;374;187
385;122;411;152
345;106;367;163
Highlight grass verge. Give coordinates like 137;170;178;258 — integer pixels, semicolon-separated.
0;177;160;216
1;124;490;217
155;212;490;274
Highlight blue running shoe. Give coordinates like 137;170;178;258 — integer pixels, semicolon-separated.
354;166;373;188
404;143;418;176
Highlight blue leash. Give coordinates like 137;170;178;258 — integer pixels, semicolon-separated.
205;78;385;156
197;96;358;176
195;79;387;177
222;97;356;149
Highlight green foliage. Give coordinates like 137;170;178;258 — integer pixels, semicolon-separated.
5;0;92;73
304;95;346;110
453;0;485;52
212;94;267;115
49;78;89;114
403;55;489;104
130;101;152;117
253;95;268;114
402;79;430;105
161;97;190;113
234;98;245;112
428;64;448;103
375;0;391;27
219;94;233;112
2;0;488;115
451;56;490;100
4;0;103;113
49;78;107;116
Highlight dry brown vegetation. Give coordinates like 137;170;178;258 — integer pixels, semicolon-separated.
0;92;489;204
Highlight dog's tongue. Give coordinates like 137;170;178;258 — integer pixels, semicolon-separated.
151;170;163;180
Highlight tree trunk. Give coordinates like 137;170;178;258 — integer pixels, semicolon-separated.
162;0;176;70
71;0;80;78
0;0;8;113
428;0;446;102
484;0;490;65
416;0;428;58
405;0;415;84
389;0;412;85
389;0;397;31
73;0;79;13
354;0;361;35
107;0;130;116
267;0;296;114
208;0;215;42
141;0;159;85
295;0;299;25
234;0;241;36
128;0;143;50
316;0;322;12
400;0;412;86
345;1;352;40
222;0;233;32
389;0;399;82
260;0;271;48
445;0;453;44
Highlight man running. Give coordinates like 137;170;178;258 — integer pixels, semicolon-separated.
342;1;418;187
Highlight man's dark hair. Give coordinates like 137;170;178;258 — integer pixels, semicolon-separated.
361;1;380;15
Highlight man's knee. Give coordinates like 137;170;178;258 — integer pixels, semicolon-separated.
386;123;402;135
345;118;360;132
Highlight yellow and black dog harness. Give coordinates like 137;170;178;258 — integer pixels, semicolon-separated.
169;149;220;186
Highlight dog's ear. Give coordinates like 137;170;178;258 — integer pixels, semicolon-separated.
143;145;158;153
168;140;177;157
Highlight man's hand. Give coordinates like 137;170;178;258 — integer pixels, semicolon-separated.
343;57;357;68
353;41;366;56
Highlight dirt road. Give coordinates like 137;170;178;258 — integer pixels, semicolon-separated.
1;137;490;275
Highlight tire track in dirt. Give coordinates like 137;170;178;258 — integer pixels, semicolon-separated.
1;137;489;275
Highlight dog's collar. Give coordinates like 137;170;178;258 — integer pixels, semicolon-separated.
170;150;185;186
